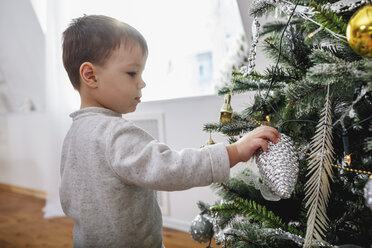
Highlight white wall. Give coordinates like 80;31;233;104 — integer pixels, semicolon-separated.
0;0;45;111
0;0;262;232
0;0;49;191
0;113;50;190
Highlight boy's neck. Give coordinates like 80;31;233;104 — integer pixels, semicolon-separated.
79;91;104;110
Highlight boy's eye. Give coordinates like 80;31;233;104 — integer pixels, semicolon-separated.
127;72;137;77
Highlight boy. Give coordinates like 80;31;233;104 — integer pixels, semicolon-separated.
60;15;280;248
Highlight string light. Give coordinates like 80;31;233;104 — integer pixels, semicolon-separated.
342;132;351;165
307;26;323;38
297;147;372;176
274;7;279;19
345;154;352;166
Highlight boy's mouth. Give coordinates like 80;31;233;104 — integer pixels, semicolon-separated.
135;97;141;103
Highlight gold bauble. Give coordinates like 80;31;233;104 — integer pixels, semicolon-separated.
346;4;372;58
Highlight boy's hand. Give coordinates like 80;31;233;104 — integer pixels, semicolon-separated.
226;126;280;167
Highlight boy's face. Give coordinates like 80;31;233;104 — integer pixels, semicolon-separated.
92;42;147;114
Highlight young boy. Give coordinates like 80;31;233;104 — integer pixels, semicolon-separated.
60;15;280;248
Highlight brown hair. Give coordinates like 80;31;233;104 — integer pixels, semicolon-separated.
62;15;148;90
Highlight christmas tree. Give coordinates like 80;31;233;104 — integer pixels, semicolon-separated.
190;0;372;247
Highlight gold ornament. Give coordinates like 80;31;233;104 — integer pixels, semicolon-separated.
220;94;233;123
346;4;372;58
200;132;215;148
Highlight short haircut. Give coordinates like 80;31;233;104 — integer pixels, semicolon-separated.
62;15;148;90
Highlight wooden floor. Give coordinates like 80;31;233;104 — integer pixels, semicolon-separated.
0;188;216;248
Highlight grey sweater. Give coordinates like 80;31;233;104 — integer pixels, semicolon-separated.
59;107;230;248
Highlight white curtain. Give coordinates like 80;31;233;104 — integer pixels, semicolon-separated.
43;0;79;218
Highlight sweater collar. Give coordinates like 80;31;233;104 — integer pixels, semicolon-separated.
70;107;122;120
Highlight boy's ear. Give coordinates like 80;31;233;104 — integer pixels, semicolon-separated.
80;62;98;89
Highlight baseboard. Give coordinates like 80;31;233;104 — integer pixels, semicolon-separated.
162;216;191;233
0;182;46;199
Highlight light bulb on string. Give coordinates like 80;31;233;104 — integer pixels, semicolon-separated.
345;154;351;166
266;115;271;123
342;132;351;166
274;7;279;19
307;26;323;38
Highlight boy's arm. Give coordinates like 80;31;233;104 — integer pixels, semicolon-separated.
107;119;230;191
107;120;279;191
226;145;239;168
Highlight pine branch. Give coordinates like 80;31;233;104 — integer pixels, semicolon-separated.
218;80;262;96
210;177;263;203
196;201;211;213
304;84;335;247
263;66;302;82
211;197;302;235
309;2;347;37
306;50;368;87
249;0;276;18
203;113;257;136
308;48;343;64
287;83;325;105
263;38;304;71
227;221;304;248
260;20;287;36
311;41;361;62
365;123;372;152
218;70;285;96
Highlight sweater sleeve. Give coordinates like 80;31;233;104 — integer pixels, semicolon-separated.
106;119;230;191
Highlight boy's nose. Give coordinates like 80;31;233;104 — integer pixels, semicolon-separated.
139;80;146;89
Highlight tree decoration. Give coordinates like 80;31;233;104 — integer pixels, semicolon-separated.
304;84;334;248
235;159;281;201
255;133;299;199
220;78;237;124
201;131;216;148
189;213;214;243
195;0;372;246
346;4;372;58
220;93;233;123
365;176;372;211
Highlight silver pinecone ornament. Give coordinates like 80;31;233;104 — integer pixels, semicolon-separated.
190;213;213;243
255;133;299;199
364;176;372;210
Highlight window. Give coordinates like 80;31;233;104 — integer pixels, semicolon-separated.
38;0;245;101
196;52;213;89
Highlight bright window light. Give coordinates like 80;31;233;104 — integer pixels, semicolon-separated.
55;0;245;101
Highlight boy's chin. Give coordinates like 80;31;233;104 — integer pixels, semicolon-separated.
121;107;137;115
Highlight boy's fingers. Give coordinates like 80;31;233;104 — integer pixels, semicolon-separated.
266;131;280;144
255;127;280;143
259;125;280;136
258;139;269;152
